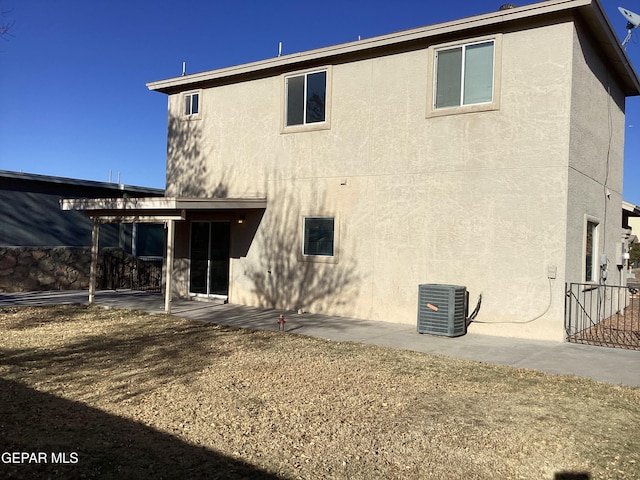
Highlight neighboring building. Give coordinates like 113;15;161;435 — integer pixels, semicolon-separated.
0;170;164;255
65;0;640;341
1;171;166;292
627;216;640;241
623;201;640;271
624;202;640;240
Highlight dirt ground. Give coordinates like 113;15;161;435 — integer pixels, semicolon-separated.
1;305;639;480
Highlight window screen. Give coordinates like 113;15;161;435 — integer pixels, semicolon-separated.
435;47;462;108
286;76;305;126
463;42;494;105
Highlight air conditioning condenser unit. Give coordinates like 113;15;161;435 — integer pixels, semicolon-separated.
417;284;467;337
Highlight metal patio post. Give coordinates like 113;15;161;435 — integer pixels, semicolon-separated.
89;219;99;304
165;219;175;314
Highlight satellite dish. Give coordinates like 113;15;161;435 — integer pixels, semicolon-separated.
619;6;640;49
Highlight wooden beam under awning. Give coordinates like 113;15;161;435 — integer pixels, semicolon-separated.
60;196;267;314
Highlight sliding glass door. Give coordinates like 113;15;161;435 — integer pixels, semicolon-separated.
189;222;230;296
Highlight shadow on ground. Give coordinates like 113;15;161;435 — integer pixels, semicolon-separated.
0;378;281;479
0;305;277;403
554;472;590;479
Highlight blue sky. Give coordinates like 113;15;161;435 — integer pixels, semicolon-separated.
0;0;639;203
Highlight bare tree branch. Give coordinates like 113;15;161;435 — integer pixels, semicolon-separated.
0;6;14;40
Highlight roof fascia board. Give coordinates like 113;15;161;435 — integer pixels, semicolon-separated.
579;0;640;94
147;0;601;94
0;169;164;196
62;197;179;211
175;198;268;210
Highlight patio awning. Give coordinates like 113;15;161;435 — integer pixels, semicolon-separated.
61;196;268;223
61;196;267;314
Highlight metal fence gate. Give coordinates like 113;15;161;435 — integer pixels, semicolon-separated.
99;250;163;293
565;283;640;350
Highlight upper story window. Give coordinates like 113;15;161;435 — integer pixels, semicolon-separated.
183;91;199;117
435;40;494;108
427;35;501;117
285;70;327;127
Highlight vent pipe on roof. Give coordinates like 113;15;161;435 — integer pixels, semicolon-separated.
499;3;517;10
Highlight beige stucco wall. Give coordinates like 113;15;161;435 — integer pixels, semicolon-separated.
565;22;626;289
164;19;628;341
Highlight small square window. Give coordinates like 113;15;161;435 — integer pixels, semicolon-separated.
303;217;334;257
285;70;327;127
184;92;199;116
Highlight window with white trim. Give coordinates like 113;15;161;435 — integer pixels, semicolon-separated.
434;40;495;109
303;217;334;257
585;220;598;282
285;70;327;127
184;92;199;117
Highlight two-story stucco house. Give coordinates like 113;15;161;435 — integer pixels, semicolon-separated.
65;0;640;341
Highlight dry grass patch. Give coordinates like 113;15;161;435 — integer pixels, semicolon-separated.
1;305;639;479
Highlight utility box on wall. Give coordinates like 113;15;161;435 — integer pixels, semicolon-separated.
417;284;467;337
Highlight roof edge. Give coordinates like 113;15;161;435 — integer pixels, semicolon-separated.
146;0;640;95
0;170;165;196
623;201;640;216
148;1;590;92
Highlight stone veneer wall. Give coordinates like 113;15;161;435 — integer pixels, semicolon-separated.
0;247;157;293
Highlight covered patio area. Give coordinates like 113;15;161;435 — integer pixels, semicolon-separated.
61;196;267;314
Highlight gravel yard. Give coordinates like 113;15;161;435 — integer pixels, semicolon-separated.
1;305;639;479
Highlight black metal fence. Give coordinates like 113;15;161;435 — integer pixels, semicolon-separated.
565;283;640;350
99;250;163;293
